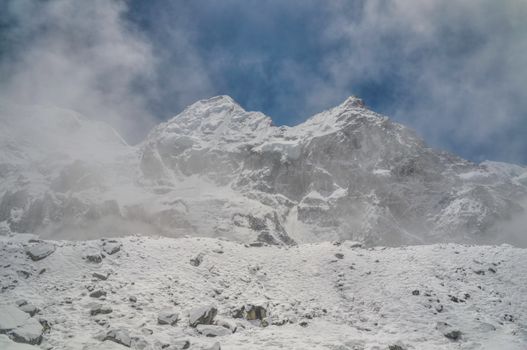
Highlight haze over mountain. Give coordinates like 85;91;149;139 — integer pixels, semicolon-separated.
1;96;526;246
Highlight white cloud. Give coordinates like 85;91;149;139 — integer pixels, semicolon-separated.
0;0;157;141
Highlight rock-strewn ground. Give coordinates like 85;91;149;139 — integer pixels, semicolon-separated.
1;234;526;349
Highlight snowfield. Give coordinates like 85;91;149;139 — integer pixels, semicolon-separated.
1;234;526;349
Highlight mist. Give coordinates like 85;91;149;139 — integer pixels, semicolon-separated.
0;0;156;143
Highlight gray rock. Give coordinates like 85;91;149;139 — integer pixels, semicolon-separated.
232;304;267;325
84;249;103;263
8;318;43;345
89;290;107;298
25;243;55;261
132;338;149;350
157;311;179;326
196;325;231;337
89;303;112;316
214;318;237;332
103;328;131;347
189;305;217;327
444;330;462;341
0;305;29;330
388;346;405;350
18;303;39;317
102;241;121;255
205;342;221;350
0;305;43;345
15;300;27;307
92;272;109;280
190;253;204;267
17;270;31;279
168;340;191;349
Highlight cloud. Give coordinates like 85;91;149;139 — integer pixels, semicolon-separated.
1;0;526;163
0;0;159;142
315;0;527;163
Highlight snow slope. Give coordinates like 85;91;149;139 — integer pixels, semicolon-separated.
0;235;526;349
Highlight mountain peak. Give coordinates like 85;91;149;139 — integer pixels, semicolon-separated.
193;95;241;110
340;95;365;109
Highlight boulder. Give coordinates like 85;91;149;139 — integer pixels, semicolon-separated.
84;249;104;263
89;303;112;316
189;305;217;327
0;334;40;349
89;290;107;298
245;305;267;321
103;328;131;347
444;330;462;341
25;243;55;261
8;318;43;345
190;253;204;267
162;340;190;350
388;346;405;350
102;241;121;255
196;325;231;337
93;272;109;281
18;304;38;317
206;342;221;350
214;318;237;332
232;304;267;325
157;311;179;326
0;305;30;332
0;305;43;345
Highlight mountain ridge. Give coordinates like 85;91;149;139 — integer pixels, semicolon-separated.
0;96;526;246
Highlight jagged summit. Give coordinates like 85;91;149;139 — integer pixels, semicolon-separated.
340;95;366;109
184;95;242;112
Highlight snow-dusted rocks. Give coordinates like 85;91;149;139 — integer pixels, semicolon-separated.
25;242;55;261
102;241;121;255
16;301;38;317
7;318;43;346
89;290;106;298
205;342;221;350
168;340;191;349
0;305;43;345
0;305;30;333
1;236;526;348
84;249;104;263
190;253;204;267
0;335;40;350
89;303;112;316
196;325;231;337
436;322;463;341
157;311;179;326
232;304;268;326
100;328;131;347
93;272;109;281
189;305;217;327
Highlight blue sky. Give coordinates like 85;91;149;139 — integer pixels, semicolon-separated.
1;1;527;164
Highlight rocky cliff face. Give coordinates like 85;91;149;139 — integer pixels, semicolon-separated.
1;97;526;245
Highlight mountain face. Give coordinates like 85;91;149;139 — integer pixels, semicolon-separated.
0;97;526;245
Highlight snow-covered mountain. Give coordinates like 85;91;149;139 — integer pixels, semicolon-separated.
1;96;526;246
